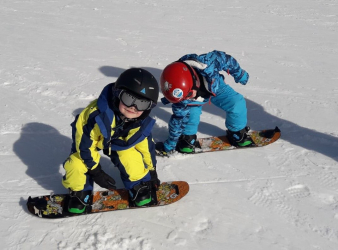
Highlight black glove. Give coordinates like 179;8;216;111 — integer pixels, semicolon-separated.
149;169;161;189
87;164;116;190
103;147;110;156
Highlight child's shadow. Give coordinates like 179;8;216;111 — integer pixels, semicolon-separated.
13;122;69;194
13;121;124;195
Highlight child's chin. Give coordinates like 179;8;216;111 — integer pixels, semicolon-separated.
124;114;140;119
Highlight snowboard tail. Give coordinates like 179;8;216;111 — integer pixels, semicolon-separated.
27;181;189;219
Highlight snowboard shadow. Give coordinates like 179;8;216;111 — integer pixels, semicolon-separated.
245;99;338;162
159;98;338;162
100;65;338;162
158;98;338;162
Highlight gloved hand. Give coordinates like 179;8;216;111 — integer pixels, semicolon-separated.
149;170;161;189
103;147;110;156
87;164;116;189
155;142;175;157
236;70;249;85
161;97;171;105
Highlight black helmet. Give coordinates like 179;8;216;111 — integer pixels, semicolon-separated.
115;68;159;103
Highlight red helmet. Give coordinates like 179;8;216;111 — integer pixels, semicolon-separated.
160;62;199;103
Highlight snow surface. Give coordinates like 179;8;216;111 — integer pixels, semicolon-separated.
1;0;338;249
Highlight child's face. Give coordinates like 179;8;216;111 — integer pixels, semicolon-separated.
119;101;144;119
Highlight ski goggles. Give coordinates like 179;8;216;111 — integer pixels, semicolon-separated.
119;90;153;111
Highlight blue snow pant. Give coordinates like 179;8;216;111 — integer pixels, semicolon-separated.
183;83;247;135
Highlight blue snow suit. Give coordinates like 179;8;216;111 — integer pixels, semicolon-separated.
162;50;249;152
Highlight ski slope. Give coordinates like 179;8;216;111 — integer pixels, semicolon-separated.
1;0;338;249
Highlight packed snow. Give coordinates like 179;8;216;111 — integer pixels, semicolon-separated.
1;0;338;249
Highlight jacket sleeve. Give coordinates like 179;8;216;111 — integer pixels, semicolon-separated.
74;111;102;170
134;134;157;171
164;101;191;151
113;132;157;182
180;50;246;83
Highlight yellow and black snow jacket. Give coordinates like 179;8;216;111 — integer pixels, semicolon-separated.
70;83;157;177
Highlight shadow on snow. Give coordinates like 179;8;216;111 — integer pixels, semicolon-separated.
100;65;338;162
13;65;338;199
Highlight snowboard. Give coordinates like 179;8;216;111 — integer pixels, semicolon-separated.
157;127;281;156
26;181;189;219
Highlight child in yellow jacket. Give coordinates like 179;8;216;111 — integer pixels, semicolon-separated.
62;68;160;213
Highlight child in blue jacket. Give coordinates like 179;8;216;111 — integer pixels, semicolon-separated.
156;50;251;155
